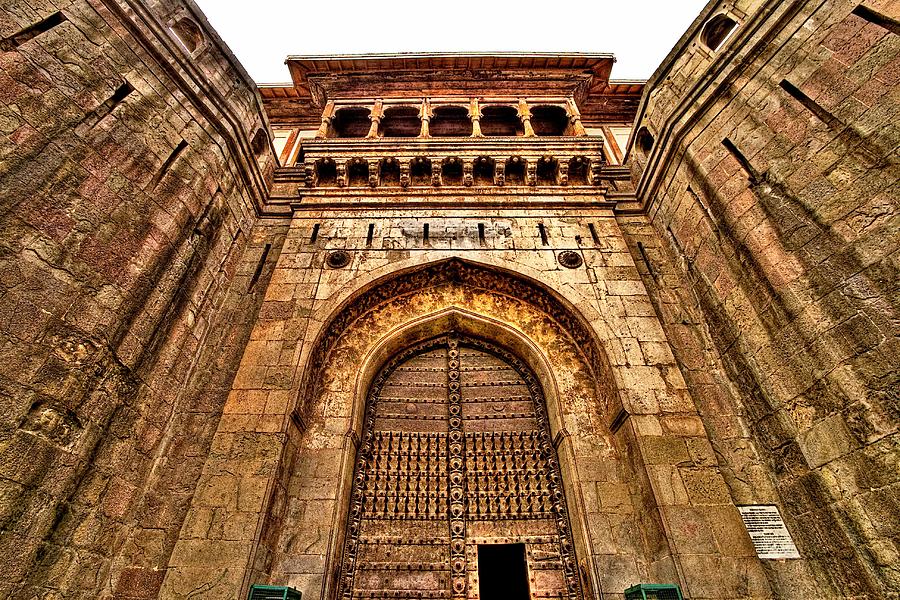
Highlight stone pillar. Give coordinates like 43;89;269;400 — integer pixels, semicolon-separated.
399;159;410;188
368;165;379;188
589;157;603;186
566;98;587;137
366;100;383;138
469;98;483;137
518;99;535;137
494;159;505;186
420;99;432;138
526;159;537;186
463;160;473;187
303;159;316;188
431;159;442;186
315;100;335;138
557;160;569;186
336;160;347;187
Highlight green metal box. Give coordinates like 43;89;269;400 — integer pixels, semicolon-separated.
624;583;684;600
247;585;302;600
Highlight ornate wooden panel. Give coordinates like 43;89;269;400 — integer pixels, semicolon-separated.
338;335;581;600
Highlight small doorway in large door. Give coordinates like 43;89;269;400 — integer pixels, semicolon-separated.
477;543;530;599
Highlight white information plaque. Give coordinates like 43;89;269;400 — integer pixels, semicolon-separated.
738;505;800;559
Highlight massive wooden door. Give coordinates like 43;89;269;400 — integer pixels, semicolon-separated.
337;335;581;600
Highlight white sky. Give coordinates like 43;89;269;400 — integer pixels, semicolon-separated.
194;0;710;84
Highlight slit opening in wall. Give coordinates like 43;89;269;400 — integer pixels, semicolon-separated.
248;243;271;291
423;223;429;244
538;223;548;246
478;223;486;246
588;223;600;246
366;223;374;247
477;543;529;600
310;223;320;244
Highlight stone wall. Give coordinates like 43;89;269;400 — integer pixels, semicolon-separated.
0;1;283;598
163;209;769;600
629;0;899;596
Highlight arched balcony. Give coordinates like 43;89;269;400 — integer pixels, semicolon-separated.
481;106;523;137
331;107;370;138
380;106;421;137
530;106;569;136
430;106;471;137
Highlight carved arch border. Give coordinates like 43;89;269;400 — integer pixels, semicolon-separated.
294;257;620;424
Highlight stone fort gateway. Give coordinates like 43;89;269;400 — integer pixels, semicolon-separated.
0;0;898;599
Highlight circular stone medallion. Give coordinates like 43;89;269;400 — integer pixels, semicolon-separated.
326;249;351;268
557;250;583;269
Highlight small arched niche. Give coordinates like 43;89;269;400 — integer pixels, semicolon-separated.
481;106;524;137
531;105;569;136
701;13;738;51
473;156;494;186
316;159;337;186
348;159;369;187
505;157;525;184
442;157;463;186
568;157;588;185
636;127;654;156
430;106;471;137
410;157;431;186
250;129;268;158
380;158;400;186
537;156;558;185
332;107;371;138
380;106;421;137
169;17;203;54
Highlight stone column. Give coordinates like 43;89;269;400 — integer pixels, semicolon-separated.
526;160;537;186
420;99;432;138
431;159;442;186
469;98;482;137
557;160;569;186
518;99;535;137
399;159;410;188
315;100;335;138
366;100;383;138
494;159;505;186
303;159;316;188
336;160;347;187
566;98;587;136
463;160;473;187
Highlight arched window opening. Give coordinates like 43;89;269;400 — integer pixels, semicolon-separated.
531;106;569;136
410;157;431;186
380;106;420;137
537;156;557;185
480;106;523;137
442;157;463;186
636;127;654;155
569;157;588;185
332;107;370;138
473;156;494;186
250;129;268;158
169;17;203;54
505;157;525;185
701;13;738;51
430;106;471;137
380;158;400;186
316;159;336;187
348;159;368;187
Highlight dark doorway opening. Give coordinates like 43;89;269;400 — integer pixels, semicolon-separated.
477;543;530;599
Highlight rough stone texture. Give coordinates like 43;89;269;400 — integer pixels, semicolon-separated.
629;0;900;597
0;1;284;598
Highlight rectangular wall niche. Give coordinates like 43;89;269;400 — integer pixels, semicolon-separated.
477;543;530;599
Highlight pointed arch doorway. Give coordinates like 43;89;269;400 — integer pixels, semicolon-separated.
337;333;583;600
